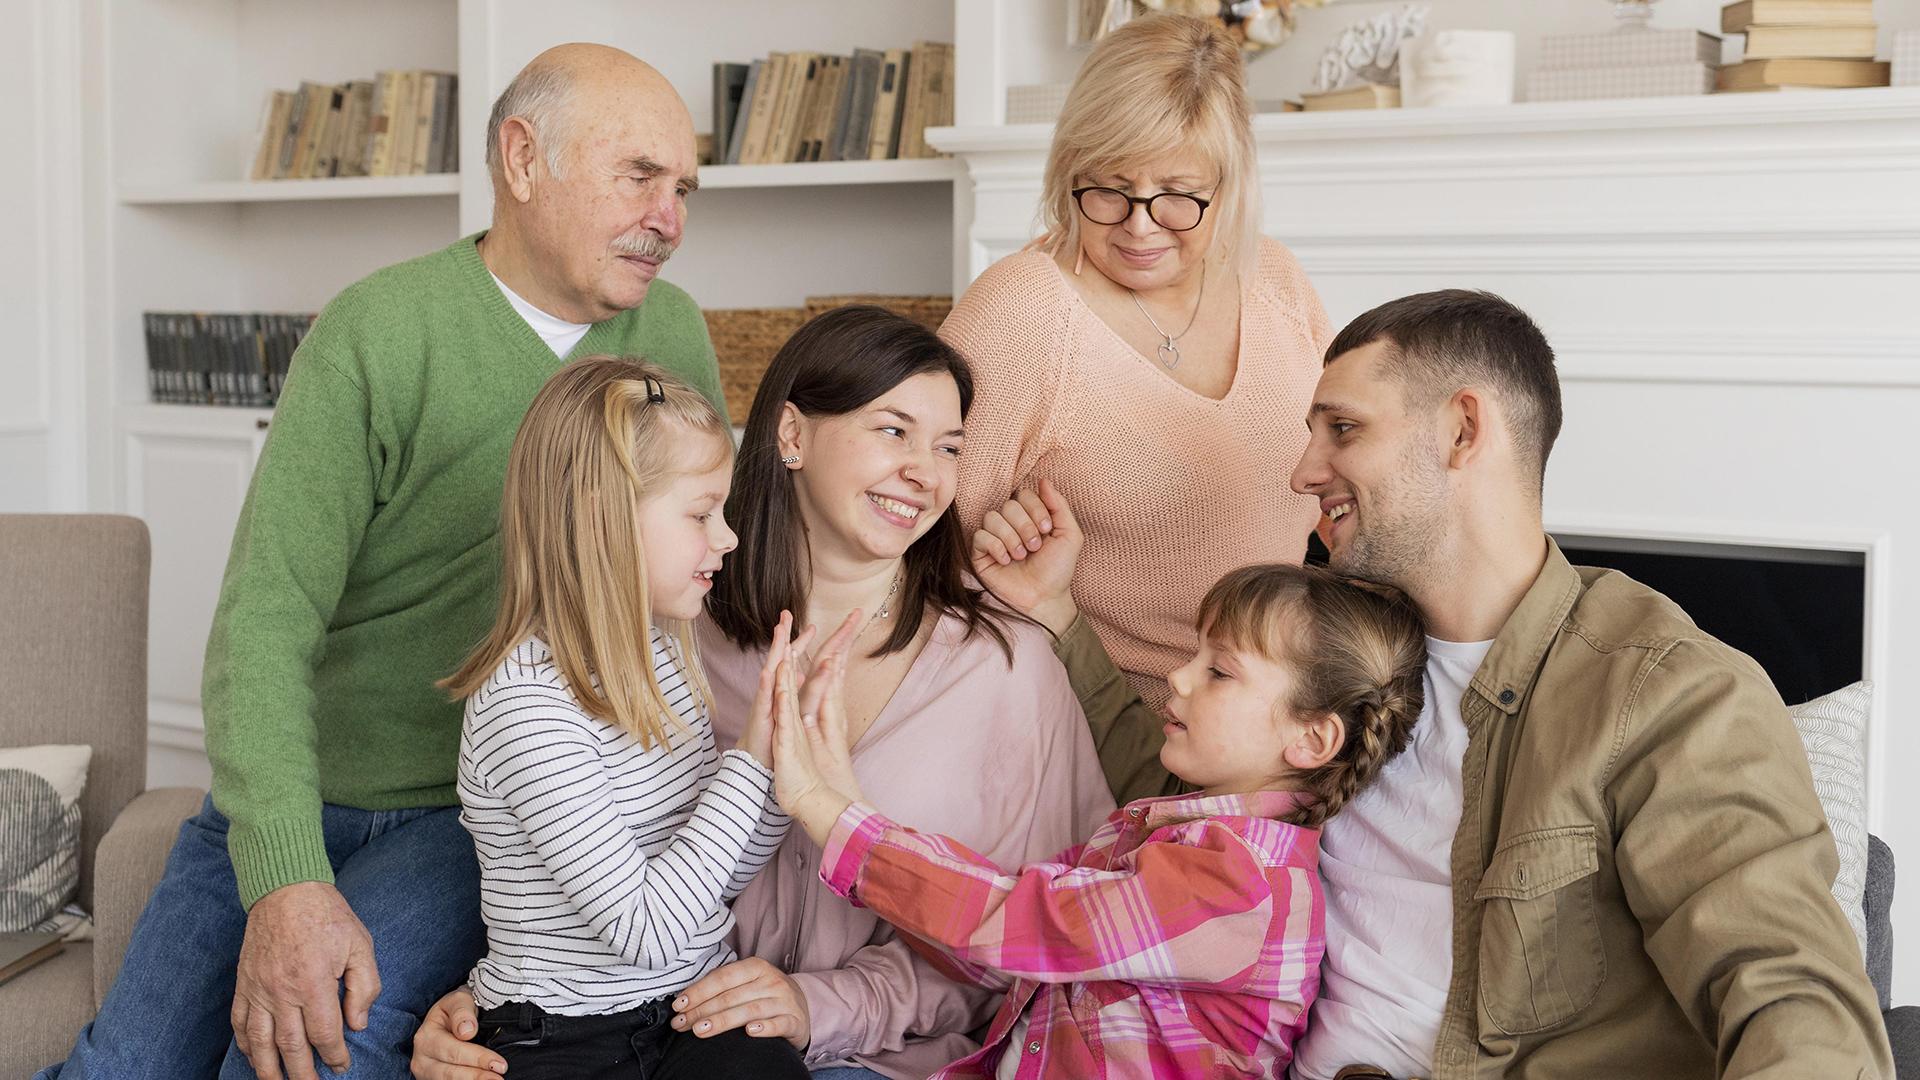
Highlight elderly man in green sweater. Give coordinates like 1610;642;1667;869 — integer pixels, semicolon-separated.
38;43;724;1080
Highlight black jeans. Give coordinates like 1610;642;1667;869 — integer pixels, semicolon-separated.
476;998;809;1080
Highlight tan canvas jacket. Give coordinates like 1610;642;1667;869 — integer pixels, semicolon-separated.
1053;540;1892;1078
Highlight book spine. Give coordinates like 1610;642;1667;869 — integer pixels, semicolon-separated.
726;60;762;165
741;54;783;165
427;73;455;174
775;54;818;163
840;51;882;162
365;71;396;177
388;71;420;176
250;91;290;181
410;74;440;176
868;51;909;160
898;44;931;159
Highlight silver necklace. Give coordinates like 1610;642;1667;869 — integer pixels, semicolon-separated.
810;567;902;666
1129;262;1207;369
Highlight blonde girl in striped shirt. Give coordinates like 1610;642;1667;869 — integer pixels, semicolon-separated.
439;357;821;1080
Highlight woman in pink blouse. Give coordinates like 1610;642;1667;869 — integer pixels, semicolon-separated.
411;308;1113;1080
948;16;1328;723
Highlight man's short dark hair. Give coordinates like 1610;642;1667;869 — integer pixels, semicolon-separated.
1325;289;1563;493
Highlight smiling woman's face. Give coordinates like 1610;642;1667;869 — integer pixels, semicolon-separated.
779;372;965;565
1075;147;1222;294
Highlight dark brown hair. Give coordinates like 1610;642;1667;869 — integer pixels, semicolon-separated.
1198;564;1427;829
705;305;1020;661
1326;289;1563;495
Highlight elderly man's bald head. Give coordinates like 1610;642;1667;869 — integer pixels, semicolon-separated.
479;43;699;323
486;43;684;179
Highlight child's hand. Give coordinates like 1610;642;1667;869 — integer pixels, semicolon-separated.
739;611;816;769
970;478;1083;637
772;646;861;846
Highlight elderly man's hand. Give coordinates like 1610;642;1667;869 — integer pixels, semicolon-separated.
231;881;381;1080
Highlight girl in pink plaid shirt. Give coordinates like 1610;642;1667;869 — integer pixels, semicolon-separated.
768;490;1427;1079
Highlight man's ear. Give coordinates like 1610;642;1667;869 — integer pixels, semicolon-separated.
1444;387;1495;473
497;116;541;203
1283;711;1345;772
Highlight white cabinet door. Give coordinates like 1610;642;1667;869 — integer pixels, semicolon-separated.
121;410;270;789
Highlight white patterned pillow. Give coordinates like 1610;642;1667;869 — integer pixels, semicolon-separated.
0;744;92;932
1788;682;1870;957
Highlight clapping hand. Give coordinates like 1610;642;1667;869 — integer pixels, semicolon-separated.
970;477;1083;636
738;610;819;768
771;617;864;846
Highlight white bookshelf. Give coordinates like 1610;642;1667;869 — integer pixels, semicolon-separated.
696;158;961;190
88;0;965;791
118;174;462;205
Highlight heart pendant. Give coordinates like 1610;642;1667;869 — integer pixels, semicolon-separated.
1157;342;1180;369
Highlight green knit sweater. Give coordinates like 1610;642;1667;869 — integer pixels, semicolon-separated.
202;233;723;908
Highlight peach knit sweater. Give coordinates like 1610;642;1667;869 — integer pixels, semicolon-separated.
946;237;1329;713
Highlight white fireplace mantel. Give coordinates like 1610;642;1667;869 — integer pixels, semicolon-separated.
932;88;1920;1001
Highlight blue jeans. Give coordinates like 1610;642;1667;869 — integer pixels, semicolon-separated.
810;1069;889;1078
37;796;483;1080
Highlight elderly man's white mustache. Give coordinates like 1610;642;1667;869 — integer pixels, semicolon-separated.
613;232;674;262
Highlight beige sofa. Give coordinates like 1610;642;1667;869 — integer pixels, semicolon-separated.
0;515;204;1080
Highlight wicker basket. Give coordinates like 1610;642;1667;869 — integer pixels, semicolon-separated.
703;307;807;421
704;296;956;422
802;294;952;332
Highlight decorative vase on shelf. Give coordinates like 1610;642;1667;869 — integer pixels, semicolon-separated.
1074;0;1346;55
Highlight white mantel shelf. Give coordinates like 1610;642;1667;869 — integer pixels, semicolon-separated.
932;86;1920;287
930;86;1920;153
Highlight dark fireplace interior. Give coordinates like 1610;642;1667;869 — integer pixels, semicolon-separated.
1303;532;1865;707
1555;536;1863;707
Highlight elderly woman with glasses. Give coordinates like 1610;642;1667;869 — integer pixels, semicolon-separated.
945;15;1331;794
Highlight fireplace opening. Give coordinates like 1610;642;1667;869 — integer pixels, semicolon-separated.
1554;535;1863;707
1304;531;1866;707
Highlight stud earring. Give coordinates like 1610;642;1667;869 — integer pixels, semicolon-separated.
780;455;800;466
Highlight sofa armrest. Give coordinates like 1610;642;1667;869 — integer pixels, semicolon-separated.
1889;1006;1919;1080
91;787;206;1006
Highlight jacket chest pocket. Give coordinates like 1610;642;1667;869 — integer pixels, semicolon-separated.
1473;825;1606;1035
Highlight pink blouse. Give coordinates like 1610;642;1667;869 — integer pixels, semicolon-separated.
699;612;1115;1080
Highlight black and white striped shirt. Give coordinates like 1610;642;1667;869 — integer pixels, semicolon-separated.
458;632;788;1015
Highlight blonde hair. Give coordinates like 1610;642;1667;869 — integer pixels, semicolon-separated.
442;356;732;749
1038;15;1263;275
1198;564;1427;829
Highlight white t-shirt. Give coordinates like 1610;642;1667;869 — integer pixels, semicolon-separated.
491;271;592;358
1292;636;1494;1080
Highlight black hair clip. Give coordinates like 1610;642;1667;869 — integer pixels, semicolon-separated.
642;376;665;404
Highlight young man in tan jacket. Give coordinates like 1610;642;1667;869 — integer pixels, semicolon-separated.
972;288;1891;1078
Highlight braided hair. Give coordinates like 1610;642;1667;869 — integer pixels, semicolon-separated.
1196;564;1427;830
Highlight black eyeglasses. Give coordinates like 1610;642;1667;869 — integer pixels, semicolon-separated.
1071;186;1212;232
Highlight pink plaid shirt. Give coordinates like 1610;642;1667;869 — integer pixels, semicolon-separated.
820;789;1325;1079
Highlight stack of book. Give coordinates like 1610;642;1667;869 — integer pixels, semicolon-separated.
250;71;458;181
710;42;953;165
1717;0;1889;92
1528;27;1721;101
1300;83;1401;111
144;312;316;407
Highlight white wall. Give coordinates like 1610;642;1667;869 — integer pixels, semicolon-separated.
1;0;86;512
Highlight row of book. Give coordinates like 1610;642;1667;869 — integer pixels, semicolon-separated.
710;42;953;166
1719;0;1888;91
1527;0;1887;102
144;312;316;407
250;71;458;181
